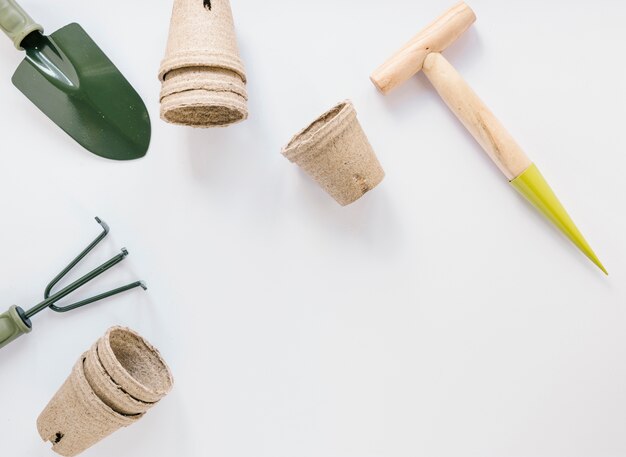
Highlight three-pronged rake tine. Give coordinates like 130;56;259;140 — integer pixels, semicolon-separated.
24;218;146;319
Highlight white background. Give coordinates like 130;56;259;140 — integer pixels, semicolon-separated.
0;0;625;456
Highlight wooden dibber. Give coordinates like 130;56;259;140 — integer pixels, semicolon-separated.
371;2;606;273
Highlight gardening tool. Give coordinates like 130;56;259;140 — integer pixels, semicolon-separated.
371;2;606;274
0;0;150;160
0;217;147;349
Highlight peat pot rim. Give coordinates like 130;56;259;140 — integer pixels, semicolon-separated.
282;100;356;163
99;327;174;402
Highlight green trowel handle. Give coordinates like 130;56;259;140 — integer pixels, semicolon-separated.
0;305;31;349
0;0;42;49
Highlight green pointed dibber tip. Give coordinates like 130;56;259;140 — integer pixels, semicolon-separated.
510;164;607;275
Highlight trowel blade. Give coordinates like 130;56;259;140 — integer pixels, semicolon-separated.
11;23;150;160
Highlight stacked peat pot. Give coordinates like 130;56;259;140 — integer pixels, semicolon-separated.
37;327;174;457
159;0;248;127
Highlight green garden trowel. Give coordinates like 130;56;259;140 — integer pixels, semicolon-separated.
0;0;150;160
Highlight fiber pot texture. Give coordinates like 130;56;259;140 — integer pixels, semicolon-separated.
83;344;154;416
37;327;173;456
159;0;247;127
282;101;385;206
37;356;141;457
97;327;174;403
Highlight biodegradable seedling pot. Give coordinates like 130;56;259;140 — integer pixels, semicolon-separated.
37;356;141;457
97;327;174;404
160;66;247;126
282;100;385;206
159;0;247;127
83;344;154;416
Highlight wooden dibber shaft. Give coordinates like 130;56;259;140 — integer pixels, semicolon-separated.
371;2;606;273
422;52;531;180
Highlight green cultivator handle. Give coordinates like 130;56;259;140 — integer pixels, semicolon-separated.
0;0;42;49
0;306;32;349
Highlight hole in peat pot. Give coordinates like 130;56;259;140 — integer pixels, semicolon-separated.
353;174;370;193
54;432;64;444
204;0;211;10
